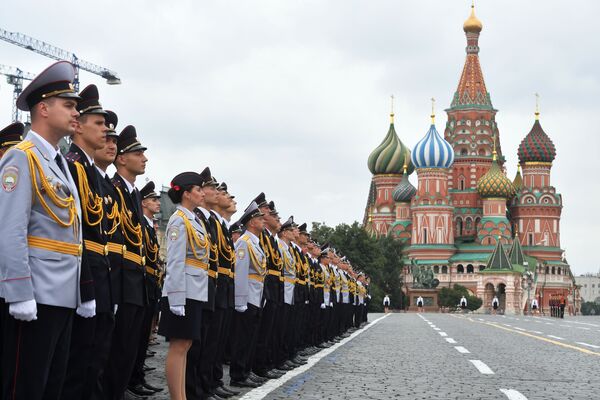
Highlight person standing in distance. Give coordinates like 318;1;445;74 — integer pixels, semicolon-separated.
383;294;390;314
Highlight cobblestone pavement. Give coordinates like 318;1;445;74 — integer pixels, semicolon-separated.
143;313;600;400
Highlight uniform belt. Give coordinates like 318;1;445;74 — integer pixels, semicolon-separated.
314;284;324;288
185;258;217;278
28;235;82;257
107;242;126;255
218;267;234;278
297;279;307;285
341;289;349;293
283;277;296;284
84;240;109;256
267;270;281;277
124;250;145;266
249;273;265;283
145;266;159;277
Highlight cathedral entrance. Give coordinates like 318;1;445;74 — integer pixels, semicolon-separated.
484;283;495;311
498;283;507;313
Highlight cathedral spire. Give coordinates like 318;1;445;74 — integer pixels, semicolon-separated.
451;3;492;109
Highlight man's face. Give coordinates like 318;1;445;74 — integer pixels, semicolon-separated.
202;185;218;207
76;114;107;151
96;136;117;165
117;150;147;176
249;215;265;232
142;197;161;214
217;190;230;209
42;98;79;136
226;195;237;214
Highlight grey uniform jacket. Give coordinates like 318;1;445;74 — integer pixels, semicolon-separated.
278;238;296;306
0;133;82;308
321;263;330;306
340;270;350;304
234;231;266;308
162;205;209;306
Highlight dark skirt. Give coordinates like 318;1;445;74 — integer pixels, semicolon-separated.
532;304;538;310
158;297;204;340
417;302;423;307
493;303;498;310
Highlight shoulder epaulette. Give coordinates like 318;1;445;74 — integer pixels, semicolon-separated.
14;140;34;151
65;151;81;163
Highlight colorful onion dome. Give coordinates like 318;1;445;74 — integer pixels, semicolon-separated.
368;113;414;175
463;4;483;33
512;165;523;190
517;114;556;164
477;151;516;199
392;164;416;202
411;113;454;169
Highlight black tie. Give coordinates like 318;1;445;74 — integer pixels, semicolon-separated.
54;154;66;175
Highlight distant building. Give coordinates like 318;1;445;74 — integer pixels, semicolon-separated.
576;273;600;303
363;5;574;315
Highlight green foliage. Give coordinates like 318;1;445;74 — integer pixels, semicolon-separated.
438;284;482;311
581;301;600;316
310;221;405;312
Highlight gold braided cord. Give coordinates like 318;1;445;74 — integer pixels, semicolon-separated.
74;162;103;227
214;220;234;262
175;210;210;261
17;142;77;228
144;227;159;263
105;201;121;235
241;236;267;276
261;233;283;270
115;187;142;247
282;247;295;275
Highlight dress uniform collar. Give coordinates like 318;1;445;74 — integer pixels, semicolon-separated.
117;173;135;193
176;204;197;220
144;214;154;227
26;130;59;160
211;209;224;224
244;230;260;246
276;236;289;251
95;165;107;178
196;206;210;219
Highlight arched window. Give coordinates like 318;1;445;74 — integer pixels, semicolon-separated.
545;266;549;274
456;218;463;236
457;264;464;274
551;267;556;275
479;265;486;272
466;217;473;230
475;217;481;231
434;265;440;274
466;264;474;273
558;267;562;275
459;176;466;190
442;266;448;274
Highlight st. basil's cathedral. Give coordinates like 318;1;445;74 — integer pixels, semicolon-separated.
363;5;577;315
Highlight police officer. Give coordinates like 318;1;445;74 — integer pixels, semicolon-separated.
230;201;267;388
0;122;25;159
0;60;83;400
158;171;210;400
128;181;164;396
104;125;149;400
62;84;116;400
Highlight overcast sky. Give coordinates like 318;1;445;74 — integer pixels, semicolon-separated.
1;1;598;275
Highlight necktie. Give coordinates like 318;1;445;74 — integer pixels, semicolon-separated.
55;154;66;175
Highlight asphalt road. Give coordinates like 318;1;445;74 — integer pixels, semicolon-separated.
143;313;600;400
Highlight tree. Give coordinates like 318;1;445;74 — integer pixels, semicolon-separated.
581;301;600;316
310;221;405;312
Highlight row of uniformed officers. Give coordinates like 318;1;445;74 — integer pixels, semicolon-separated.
0;60;371;400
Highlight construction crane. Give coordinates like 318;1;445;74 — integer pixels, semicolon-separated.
0;64;35;122
0;27;121;92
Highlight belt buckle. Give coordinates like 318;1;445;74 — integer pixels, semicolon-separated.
78;244;83;257
122;245;127;255
104;244;109;256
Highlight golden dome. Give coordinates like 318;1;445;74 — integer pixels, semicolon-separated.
463;5;483;33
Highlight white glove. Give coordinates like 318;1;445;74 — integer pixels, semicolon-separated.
235;305;248;313
9;299;37;321
113;304;119;315
320;303;326;309
305;300;309;304
329;302;334;307
76;300;96;318
170;305;185;316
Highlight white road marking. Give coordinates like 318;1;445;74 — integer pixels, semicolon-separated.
469;360;494;374
547;335;565;340
438;332;448;337
455;346;470;354
577;327;591;330
560;325;573;328
239;313;390;400
576;342;600;349
514;327;527;332
500;388;528;399
528;330;543;334
503;324;512;327
545;322;552;325
478;318;484;321
446;338;457;344
434;328;441;331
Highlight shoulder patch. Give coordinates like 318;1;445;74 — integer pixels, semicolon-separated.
168;225;180;241
2;166;19;192
237;248;246;260
65;151;81;163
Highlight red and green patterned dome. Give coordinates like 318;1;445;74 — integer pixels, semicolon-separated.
518;118;556;163
477;154;516;199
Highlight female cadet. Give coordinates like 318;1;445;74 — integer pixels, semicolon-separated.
158;172;209;400
491;295;499;315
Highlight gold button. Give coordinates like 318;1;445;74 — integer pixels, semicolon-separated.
141;256;146;266
104;245;109;256
78;244;83;257
122;245;127;254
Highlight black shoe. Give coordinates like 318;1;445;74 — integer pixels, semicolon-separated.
276;363;293;371
213;386;233;398
257;370;281;379
219;385;240;396
273;368;288;374
230;378;259;388
142;381;163;392
249;372;267;383
143;364;156;372
128;384;155;396
283;360;299;369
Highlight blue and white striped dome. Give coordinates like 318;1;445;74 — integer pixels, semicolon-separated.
411;123;455;169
